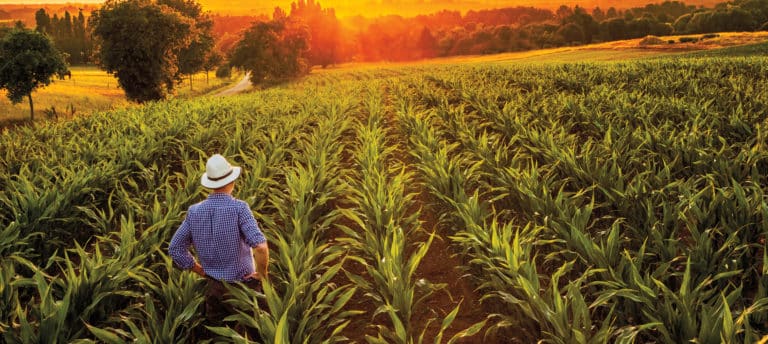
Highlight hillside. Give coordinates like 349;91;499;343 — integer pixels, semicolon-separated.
313;31;768;70
1;43;767;343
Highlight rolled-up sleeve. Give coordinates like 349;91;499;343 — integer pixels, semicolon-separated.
169;213;195;269
239;202;266;247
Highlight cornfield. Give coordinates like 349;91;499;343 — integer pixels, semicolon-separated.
1;51;767;343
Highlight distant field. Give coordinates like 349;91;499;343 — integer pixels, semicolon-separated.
318;31;768;71
2;31;766;125
0;66;240;123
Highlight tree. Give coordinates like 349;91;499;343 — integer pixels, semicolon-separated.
73;10;88;63
90;0;195;102
0;28;68;120
556;5;573;21
289;0;341;68
33;8;92;64
674;13;693;33
230;18;309;86
562;6;598;43
158;0;214;90
202;50;223;84
600;17;628;41
418;26;438;58
35;9;51;34
557;22;585;44
592;7;606;22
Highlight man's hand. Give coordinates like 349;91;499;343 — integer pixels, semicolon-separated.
191;262;206;277
244;271;265;281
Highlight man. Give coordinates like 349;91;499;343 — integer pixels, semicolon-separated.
169;153;269;322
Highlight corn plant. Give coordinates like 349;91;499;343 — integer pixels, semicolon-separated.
2;48;768;344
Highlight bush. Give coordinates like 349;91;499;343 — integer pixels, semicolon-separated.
679;36;699;43
668;40;676;44
639;35;665;46
701;33;719;39
216;64;231;79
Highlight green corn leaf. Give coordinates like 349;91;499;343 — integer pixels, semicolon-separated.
85;324;126;344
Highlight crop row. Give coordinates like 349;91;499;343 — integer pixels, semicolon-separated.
393;57;768;343
1;55;767;343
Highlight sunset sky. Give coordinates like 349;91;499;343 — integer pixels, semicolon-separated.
0;0;715;17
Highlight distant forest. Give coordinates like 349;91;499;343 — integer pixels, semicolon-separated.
2;0;768;66
351;0;768;61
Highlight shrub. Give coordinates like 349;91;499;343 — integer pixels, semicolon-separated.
701;33;719;39
639;35;665;46
679;36;699;43
215;64;231;79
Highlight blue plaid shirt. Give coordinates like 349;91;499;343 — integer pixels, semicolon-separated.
169;193;266;282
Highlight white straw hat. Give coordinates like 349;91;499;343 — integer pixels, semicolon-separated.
201;154;241;189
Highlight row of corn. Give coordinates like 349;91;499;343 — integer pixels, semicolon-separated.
2;55;768;343
394;57;768;343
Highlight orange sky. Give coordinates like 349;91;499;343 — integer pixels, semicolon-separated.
0;0;716;17
201;0;713;16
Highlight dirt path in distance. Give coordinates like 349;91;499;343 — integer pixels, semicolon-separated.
215;72;251;96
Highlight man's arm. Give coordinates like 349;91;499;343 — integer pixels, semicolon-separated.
239;202;269;279
169;215;206;278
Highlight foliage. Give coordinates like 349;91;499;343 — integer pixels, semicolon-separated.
215;63;231;79
229;18;309;86
89;0;195;102
158;0;215;85
288;0;342;68
34;9;92;65
203;50;223;81
0;28;68;120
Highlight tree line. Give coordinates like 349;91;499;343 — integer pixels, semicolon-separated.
213;0;768;69
34;9;92;65
334;0;768;61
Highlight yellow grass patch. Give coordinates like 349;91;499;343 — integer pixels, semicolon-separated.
589;31;768;51
0;66;240;123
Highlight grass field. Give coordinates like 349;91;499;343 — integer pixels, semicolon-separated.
1;36;768;343
0;66;240;123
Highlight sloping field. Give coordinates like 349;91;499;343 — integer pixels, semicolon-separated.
317;31;768;69
0;67;240;123
1;42;768;343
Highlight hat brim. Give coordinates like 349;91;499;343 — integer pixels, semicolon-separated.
201;166;241;189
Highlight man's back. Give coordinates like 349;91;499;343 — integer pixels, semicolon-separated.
169;193;265;282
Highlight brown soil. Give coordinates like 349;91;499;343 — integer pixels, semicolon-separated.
411;227;488;344
398;186;486;343
328;83;490;343
327;198;490;344
325;218;380;343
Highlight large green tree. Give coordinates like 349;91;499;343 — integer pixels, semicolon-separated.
158;0;214;90
0;28;68;121
230;18;309;86
89;0;195;102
